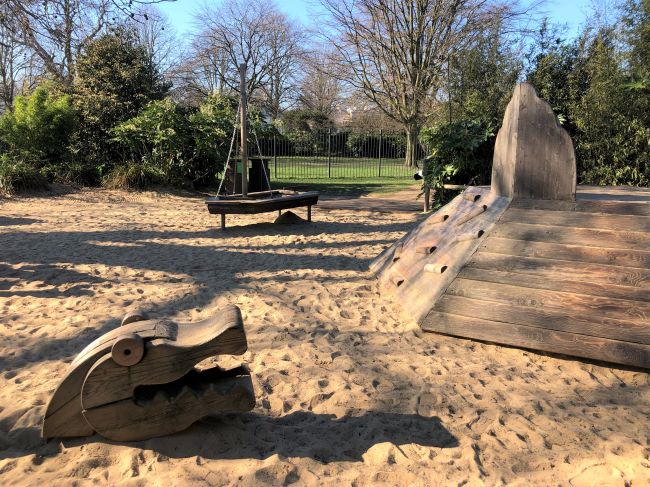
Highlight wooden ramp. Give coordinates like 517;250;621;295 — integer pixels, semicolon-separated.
421;197;650;369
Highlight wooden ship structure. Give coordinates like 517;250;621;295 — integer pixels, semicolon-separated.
372;83;649;369
205;64;319;229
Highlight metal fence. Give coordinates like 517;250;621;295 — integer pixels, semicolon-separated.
252;129;426;179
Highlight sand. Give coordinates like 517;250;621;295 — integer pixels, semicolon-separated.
0;188;648;486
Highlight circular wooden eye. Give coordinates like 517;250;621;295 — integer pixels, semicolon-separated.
121;310;149;327
111;333;144;366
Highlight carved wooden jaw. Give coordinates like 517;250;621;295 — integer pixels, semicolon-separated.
42;305;255;442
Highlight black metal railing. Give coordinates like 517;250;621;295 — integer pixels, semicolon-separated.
251;129;426;180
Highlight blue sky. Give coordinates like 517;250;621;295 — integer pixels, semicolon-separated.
159;0;596;39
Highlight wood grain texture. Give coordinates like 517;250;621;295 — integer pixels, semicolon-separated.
491;83;576;201
82;367;255;442
421;311;650;368
439;284;650;344
490;222;650;251
509;198;650;216
466;252;650;289
480;237;650;270
457;267;650;303
500;208;650;233
43;305;253;440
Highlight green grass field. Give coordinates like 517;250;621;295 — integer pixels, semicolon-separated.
264;157;416;196
267;156;413;180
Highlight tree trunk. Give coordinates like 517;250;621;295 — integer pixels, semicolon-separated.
404;124;420;168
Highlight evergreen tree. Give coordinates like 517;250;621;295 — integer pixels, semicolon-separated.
71;27;170;180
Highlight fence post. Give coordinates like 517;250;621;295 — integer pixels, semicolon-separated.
273;135;277;179
327;128;332;178
378;129;383;177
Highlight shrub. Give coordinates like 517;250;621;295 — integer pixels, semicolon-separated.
0;85;76;166
419;120;494;207
72;28;169;175
102;162;165;190
0;153;49;195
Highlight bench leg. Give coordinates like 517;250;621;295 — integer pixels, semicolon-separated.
220;214;226;230
278;210;282;217
307;205;312;222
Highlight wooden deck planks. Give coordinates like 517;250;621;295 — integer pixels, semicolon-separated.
435;289;650;344
421;196;650;368
421;311;650;369
466;252;650;290
500;208;650;233
457;267;650;303
490;222;650;251
509;198;650;216
480;237;650;270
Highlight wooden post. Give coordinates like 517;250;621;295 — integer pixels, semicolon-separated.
239;63;248;197
423;157;431;212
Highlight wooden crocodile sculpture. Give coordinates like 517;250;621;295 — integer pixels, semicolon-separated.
42;305;255;441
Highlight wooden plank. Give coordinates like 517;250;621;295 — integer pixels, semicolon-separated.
480;237;650;270
509;198;650;216
466;252;650;290
444;280;650;343
457;266;650;303
421;311;650;369
490;222;650;251
500;208;650;233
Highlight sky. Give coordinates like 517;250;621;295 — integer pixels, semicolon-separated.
158;0;597;40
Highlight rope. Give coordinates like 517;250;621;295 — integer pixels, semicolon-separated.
216;99;241;198
251;120;274;196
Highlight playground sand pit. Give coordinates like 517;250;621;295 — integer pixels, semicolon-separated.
1;189;648;486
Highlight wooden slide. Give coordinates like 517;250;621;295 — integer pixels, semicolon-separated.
372;84;650;369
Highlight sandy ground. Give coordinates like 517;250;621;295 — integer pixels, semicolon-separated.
0;189;648;486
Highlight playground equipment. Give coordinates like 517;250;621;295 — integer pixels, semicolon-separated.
372;84;650;369
42;305;255;441
205;64;318;230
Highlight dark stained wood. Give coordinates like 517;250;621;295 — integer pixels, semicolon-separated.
466;252;650;290
442;281;650;343
421;311;650;369
457;267;650;303
509;198;650;216
500;208;650;233
490;222;650;251
480;237;650;270
206;191;319;215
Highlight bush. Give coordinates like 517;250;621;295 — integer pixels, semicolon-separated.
102;162;165;190
0;153;49;195
0;85;76;166
72;28;169;175
111;95;233;187
420;120;493;207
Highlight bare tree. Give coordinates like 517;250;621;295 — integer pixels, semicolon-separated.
195;0;305;118
298;52;344;117
0;0;172;86
169;35;230;105
256;13;305;119
319;0;533;167
127;5;178;73
0;7;41;111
